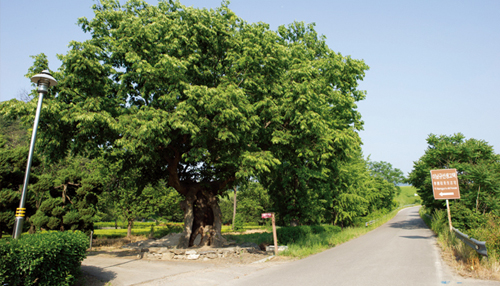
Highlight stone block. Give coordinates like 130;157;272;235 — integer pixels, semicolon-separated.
205;253;218;259
199;250;216;255
173;249;185;255
266;245;288;252
187;254;200;260
161;253;175;260
149;247;170;254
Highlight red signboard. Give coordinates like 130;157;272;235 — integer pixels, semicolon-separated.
261;213;272;219
430;169;460;200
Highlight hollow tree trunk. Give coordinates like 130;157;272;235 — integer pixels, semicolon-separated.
177;188;227;248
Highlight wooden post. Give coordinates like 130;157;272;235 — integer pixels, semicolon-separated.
272;213;278;256
232;186;237;230
446;199;453;232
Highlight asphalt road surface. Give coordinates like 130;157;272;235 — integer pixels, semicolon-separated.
83;206;499;285
220;206;497;286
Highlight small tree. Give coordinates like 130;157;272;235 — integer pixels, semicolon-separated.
30;156;102;234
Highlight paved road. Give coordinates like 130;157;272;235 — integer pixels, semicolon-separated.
82;207;498;285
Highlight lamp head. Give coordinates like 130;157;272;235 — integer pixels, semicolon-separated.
30;70;57;93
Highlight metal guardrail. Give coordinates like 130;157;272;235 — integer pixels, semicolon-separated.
422;213;487;257
452;227;488;257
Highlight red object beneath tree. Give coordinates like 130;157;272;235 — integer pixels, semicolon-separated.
261;213;272;219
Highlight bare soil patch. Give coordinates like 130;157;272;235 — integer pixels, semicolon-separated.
87;232;291;266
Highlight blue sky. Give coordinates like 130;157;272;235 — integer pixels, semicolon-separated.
1;0;499;176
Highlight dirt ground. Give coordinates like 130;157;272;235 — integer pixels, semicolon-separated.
73;231;292;285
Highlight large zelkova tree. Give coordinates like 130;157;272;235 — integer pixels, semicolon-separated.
254;22;368;226
408;133;500;230
1;0;368;246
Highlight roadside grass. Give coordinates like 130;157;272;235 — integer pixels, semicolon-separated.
419;207;499;281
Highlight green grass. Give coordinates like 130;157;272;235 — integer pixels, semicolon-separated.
221;224;269;233
419;207;499;280
396;185;421;207
223;232;273;245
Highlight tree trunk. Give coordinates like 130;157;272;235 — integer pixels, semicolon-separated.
177;188;227;248
232;186;237;230
127;219;133;238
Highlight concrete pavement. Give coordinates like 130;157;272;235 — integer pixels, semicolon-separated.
81;207;499;285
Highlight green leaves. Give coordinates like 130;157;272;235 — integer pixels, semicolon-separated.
1;1;374;232
408;133;500;228
0;231;88;286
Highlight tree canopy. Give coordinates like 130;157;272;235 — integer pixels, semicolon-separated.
1;0;369;245
408;133;500;230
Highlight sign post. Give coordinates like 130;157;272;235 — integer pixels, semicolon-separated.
262;212;278;256
430;169;460;232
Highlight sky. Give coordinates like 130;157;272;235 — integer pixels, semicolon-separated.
1;0;499;176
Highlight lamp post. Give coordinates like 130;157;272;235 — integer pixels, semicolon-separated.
12;70;57;239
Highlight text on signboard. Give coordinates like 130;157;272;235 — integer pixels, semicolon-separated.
431;172;457;180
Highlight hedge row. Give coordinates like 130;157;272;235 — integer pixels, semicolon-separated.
277;225;341;245
0;231;88;286
94;224;184;238
94;221;183;229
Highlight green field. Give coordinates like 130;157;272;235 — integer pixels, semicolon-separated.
396;185;421;207
93;223;183;239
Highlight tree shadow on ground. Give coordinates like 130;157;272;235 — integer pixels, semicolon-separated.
87;249;142;259
399;235;433;239
75;266;117;286
388;217;428;230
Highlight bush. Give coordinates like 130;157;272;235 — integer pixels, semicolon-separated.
277;225;341;245
469;214;500;257
94;221;182;230
233;213;244;232
0;231;88;286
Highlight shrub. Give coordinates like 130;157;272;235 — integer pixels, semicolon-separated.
469;214;500;257
0;231;88;286
233;213;244;232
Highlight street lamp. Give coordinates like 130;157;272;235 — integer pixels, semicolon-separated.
12;70;57;239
